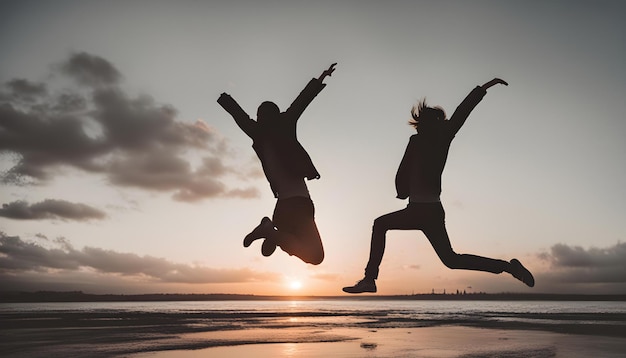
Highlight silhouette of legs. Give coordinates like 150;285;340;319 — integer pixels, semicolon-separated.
254;196;324;265
509;258;535;287
364;202;509;279
242;217;279;257
244;217;274;247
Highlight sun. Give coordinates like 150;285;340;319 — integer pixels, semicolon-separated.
289;280;303;290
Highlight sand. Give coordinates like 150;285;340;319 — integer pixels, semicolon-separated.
6;324;625;357
127;326;626;358
2;308;626;357
128;326;626;358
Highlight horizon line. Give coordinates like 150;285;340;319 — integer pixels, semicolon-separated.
2;290;626;302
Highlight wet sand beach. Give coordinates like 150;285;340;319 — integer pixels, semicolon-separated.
132;326;626;358
2;302;626;357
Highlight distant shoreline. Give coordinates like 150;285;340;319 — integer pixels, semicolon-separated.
2;291;625;303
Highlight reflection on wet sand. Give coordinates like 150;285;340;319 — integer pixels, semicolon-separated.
3;301;626;358
130;326;626;358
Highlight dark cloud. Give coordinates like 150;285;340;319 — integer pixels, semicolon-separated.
0;199;106;221
0;102;108;181
4;79;47;102
539;242;626;284
105;149;257;202
0;232;278;284
53;92;87;112
0;52;260;201
59;52;122;87
91;88;209;151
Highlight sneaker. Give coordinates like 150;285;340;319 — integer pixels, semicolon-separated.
243;217;273;247
261;239;277;257
342;278;377;294
509;259;535;287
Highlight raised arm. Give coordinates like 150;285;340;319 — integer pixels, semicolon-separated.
285;63;337;121
217;92;257;138
317;63;336;83
481;78;508;90
448;78;508;136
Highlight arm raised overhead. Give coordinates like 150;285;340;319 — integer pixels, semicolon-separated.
448;78;508;136
286;63;337;121
218;92;257;138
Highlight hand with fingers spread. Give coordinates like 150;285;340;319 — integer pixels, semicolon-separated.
318;63;337;83
481;78;508;90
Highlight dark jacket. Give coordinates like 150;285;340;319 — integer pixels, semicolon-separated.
218;79;326;197
395;86;487;200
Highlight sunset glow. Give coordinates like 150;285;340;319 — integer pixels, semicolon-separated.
289;280;303;290
1;1;625;297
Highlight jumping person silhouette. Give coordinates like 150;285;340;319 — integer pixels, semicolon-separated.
218;63;336;265
343;78;534;293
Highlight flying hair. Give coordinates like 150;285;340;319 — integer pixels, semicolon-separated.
409;98;446;128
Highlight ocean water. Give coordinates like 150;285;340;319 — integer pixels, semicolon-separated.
2;299;626;333
2;298;625;317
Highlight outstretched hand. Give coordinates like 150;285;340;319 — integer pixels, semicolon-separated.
482;78;508;90
217;92;233;105
318;63;337;82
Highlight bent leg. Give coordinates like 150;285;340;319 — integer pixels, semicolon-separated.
422;205;508;273
364;206;419;279
271;197;324;265
425;224;533;284
279;218;324;265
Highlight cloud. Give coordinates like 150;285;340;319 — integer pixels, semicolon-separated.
3;79;47;102
0;199;106;221
0;232;278;284
538;242;626;284
59;52;122;87
0;52;260;201
441;243;626;295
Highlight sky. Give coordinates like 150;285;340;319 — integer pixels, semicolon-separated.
1;0;625;296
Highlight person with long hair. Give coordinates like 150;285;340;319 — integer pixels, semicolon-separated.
343;78;534;293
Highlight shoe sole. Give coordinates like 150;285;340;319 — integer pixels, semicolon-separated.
342;288;377;294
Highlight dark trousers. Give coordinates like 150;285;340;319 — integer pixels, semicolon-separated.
365;202;507;279
273;196;324;265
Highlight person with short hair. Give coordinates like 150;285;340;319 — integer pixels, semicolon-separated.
218;63;336;265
